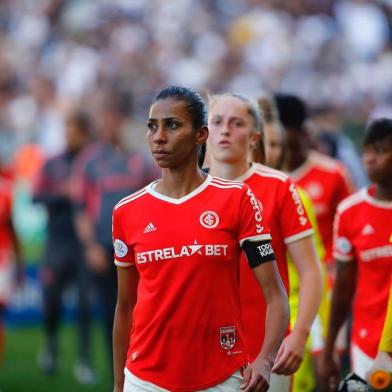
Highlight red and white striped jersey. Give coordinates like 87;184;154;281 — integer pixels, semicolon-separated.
290;151;353;264
112;175;272;391
333;185;392;358
236;163;313;360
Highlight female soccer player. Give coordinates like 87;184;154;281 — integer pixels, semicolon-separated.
320;118;392;390
207;93;322;392
112;86;289;392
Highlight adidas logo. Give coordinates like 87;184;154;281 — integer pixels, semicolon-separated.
361;224;374;236
143;222;157;234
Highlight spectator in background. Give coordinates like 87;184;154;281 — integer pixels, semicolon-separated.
0;160;23;367
72;90;157;374
320;118;392;390
32;111;95;384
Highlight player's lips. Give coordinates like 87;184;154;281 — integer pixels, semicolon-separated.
152;150;169;159
218;140;231;147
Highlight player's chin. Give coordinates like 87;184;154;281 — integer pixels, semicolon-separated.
366;171;382;183
153;158;172;168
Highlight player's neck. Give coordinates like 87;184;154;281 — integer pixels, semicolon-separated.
373;183;392;202
157;164;207;199
208;159;250;181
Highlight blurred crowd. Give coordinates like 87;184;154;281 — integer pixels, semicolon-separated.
0;0;391;162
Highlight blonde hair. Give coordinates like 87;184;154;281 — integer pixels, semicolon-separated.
208;93;263;133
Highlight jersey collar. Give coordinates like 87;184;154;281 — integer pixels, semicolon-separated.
234;163;257;182
362;186;392;209
146;175;212;204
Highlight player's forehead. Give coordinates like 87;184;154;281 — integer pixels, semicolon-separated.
148;98;190;121
209;96;250;120
364;135;392;149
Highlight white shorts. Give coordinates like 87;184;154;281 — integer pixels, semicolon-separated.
351;344;374;380
0;261;12;305
124;368;243;392
269;373;291;392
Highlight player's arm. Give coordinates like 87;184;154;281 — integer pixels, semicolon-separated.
319;259;357;392
273;235;322;375
113;266;139;392
241;241;289;392
32;161;70;206
71;159;109;273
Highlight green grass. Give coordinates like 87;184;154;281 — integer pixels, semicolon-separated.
0;324;112;392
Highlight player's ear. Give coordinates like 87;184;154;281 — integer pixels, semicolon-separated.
250;130;260;150
196;125;209;146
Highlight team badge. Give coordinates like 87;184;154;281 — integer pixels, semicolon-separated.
336;237;352;254
306;181;323;199
114;239;128;258
220;326;236;350
200;211;219;229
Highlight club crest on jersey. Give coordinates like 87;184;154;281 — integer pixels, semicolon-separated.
200;211;219;229
114;239;128;258
220;326;236;350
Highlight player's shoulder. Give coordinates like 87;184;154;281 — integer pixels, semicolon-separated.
210;176;246;190
309;151;346;174
252;163;289;183
337;188;367;215
114;185;151;212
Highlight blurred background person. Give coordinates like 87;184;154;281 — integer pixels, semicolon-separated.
320;118;392;390
275;94;354;279
32;111;95;384
72;90;157;376
310;104;368;189
0;159;23;367
256;95;329;392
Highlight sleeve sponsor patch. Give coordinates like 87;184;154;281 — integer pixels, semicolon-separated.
114;239;128;258
336;237;352;255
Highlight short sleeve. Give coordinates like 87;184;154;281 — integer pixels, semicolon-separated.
112;207;135;267
238;184;271;247
333;206;354;262
280;179;314;245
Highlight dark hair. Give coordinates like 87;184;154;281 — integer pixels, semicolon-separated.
67;111;93;135
363;118;392;146
155;86;207;129
274;94;307;131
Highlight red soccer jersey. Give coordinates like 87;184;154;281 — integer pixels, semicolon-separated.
290;151;353;264
333;186;392;358
0;172;13;266
112;176;272;391
236;163;313;360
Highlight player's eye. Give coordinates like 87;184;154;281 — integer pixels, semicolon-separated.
233;120;245;127
166;120;180;130
147;122;157;132
210;118;221;126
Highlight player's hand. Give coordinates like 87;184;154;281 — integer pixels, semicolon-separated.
271;331;306;375
240;359;270;392
86;243;109;273
318;353;341;392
